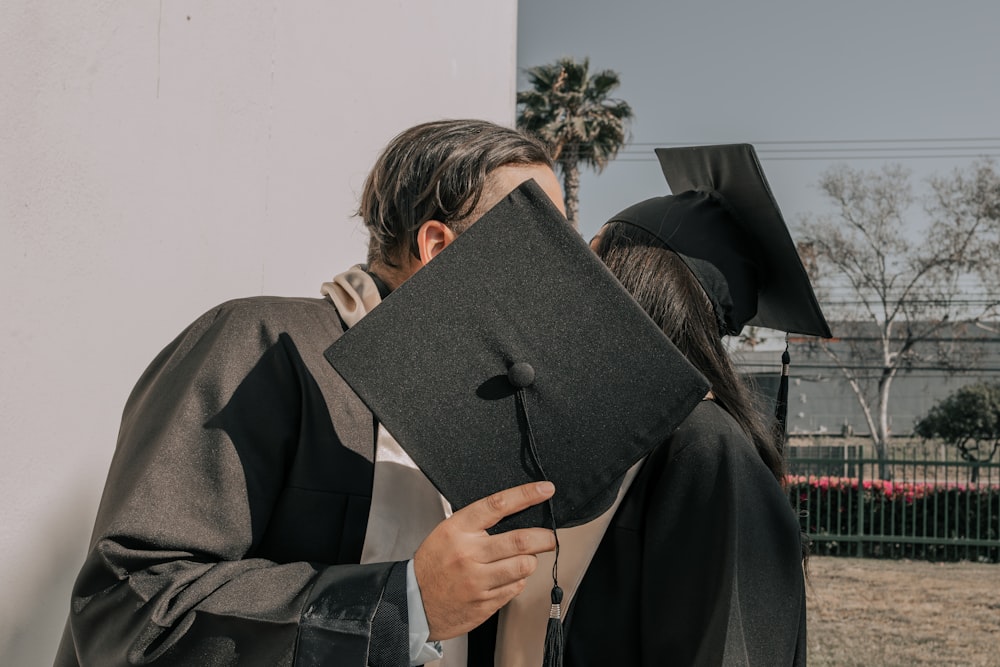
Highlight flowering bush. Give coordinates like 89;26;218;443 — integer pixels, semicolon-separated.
786;475;1000;562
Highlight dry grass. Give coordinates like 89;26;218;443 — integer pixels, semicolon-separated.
806;556;1000;666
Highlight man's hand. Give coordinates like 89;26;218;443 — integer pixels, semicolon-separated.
413;481;557;641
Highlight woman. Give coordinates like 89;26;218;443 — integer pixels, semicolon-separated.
563;144;830;666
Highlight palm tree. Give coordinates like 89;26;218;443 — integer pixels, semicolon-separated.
516;57;634;227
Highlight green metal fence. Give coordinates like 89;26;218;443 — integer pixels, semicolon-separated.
786;449;1000;563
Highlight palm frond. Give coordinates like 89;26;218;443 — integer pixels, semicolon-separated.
516;57;634;220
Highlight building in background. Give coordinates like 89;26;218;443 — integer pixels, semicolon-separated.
735;323;1000;438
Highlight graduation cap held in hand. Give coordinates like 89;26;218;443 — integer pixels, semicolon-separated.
324;180;709;535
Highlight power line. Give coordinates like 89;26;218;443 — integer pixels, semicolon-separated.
783;366;1000;376
815;301;1000;306
753;364;1000;371
788;337;1000;343
612;137;1000;162
628;136;1000;146
615;153;1000;162
728;145;1000;155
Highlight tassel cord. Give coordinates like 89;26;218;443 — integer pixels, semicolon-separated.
515;387;564;667
515;387;561;581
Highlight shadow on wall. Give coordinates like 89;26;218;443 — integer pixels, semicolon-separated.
0;481;98;666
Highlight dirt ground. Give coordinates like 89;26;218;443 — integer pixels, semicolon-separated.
806;556;1000;666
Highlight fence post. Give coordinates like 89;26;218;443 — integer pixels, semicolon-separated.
856;449;865;557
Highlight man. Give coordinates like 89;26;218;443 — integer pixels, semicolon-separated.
55;119;566;666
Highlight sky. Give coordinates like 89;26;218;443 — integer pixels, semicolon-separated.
517;0;1000;240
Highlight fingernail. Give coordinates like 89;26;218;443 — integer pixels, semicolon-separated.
537;481;555;495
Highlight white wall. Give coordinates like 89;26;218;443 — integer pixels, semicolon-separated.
0;1;517;662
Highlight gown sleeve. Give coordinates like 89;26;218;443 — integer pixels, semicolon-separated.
638;403;807;666
54;299;410;667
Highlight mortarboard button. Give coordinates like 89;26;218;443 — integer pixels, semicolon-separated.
507;362;535;389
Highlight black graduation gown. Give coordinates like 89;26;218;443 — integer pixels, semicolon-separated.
56;297;806;666
563;400;808;666
54;297;411;666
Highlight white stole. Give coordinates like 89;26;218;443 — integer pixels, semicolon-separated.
493;462;642;666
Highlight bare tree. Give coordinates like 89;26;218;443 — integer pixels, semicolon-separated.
928;159;1000;303
797;162;1000;477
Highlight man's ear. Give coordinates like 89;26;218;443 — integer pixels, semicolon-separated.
415;220;457;266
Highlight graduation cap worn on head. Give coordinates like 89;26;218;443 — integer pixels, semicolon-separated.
325;179;709;534
606;143;832;339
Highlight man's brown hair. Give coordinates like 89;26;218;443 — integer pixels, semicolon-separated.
359;119;552;268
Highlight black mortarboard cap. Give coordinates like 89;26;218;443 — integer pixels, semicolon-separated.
607;144;832;338
325;180;709;534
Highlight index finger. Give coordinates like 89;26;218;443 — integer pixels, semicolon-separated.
453;481;555;532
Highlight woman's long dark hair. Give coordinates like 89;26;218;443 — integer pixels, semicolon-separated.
593;222;785;484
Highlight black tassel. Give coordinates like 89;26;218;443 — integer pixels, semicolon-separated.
775;345;791;445
542;585;564;667
514;382;564;667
